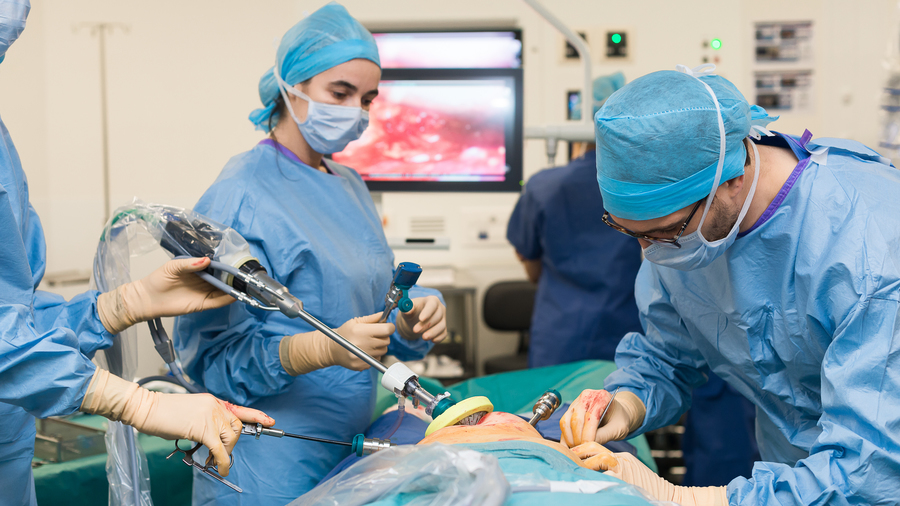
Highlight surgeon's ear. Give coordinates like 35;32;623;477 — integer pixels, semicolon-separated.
719;174;745;201
744;138;753;168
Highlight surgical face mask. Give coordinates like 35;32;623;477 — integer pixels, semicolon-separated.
274;67;369;154
643;140;760;271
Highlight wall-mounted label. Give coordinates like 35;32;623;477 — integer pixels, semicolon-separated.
755;21;814;65
754;70;814;113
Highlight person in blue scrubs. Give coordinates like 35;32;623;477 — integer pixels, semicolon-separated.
509;72;757;488
507;74;643;368
561;65;900;505
175;4;447;504
0;4;273;505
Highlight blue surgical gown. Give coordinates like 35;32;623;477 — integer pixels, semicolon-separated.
0;115;112;506
603;134;900;505
175;140;437;505
506;151;643;367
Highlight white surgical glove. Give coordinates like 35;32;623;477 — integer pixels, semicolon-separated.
97;257;234;334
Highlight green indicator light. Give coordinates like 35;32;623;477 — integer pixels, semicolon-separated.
711;38;722;50
611;33;622;44
520;180;525;186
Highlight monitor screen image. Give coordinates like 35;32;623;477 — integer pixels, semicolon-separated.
334;80;509;182
372;31;522;69
331;68;523;192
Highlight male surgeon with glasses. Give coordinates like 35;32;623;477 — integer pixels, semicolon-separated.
561;64;900;505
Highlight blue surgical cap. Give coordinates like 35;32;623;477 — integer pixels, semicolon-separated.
0;0;30;65
249;2;380;132
592;71;625;114
595;67;776;220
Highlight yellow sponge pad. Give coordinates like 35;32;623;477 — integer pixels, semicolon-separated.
425;396;494;436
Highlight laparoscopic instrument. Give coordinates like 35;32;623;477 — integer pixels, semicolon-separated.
155;206;492;431
379;262;421;323
598;386;620;426
240;423;393;457
176;254;488;427
96;203;495;491
103;203;494;426
528;389;562;427
167;440;243;493
164;423;396;493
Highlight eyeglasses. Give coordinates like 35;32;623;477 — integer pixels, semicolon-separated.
601;199;705;249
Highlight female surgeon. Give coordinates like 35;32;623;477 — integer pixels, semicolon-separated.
175;3;447;504
0;3;274;505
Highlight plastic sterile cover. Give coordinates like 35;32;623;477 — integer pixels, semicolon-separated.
288;444;510;506
91;199;253;506
95;199;253;282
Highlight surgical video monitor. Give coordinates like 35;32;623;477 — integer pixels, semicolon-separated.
329;30;524;192
332;68;523;192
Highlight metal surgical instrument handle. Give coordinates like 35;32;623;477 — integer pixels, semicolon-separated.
528;389;562;427
598;386;620;426
189;257;450;415
379;262;423;323
190;257;386;373
241;424;395;456
166;440;242;493
241;423;351;446
295;306;387;373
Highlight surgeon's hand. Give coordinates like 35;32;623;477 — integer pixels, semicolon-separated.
605;452;728;506
560;389;646;448
570;441;619;471
97;257;234;334
80;368;274;476
397;296;447;343
279;313;394;375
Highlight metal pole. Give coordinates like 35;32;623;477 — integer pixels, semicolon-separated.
97;26;111;224
522;0;593;124
295;309;388;373
75;22;128;225
75;23;134;503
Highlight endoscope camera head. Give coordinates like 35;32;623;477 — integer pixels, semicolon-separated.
379;262;423;322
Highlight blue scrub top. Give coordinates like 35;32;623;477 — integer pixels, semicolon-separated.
176;140;437;505
507;151;643;367
0;115;112;505
603;134;900;505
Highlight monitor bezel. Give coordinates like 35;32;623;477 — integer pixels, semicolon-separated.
370;28;524;69
341;67;524;193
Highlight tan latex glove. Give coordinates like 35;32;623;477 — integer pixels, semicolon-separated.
279;313;394;375
97;257;234;334
396;295;448;343
606;452;728;506
560;389;646;448
80;368;274;476
569;441;619;471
